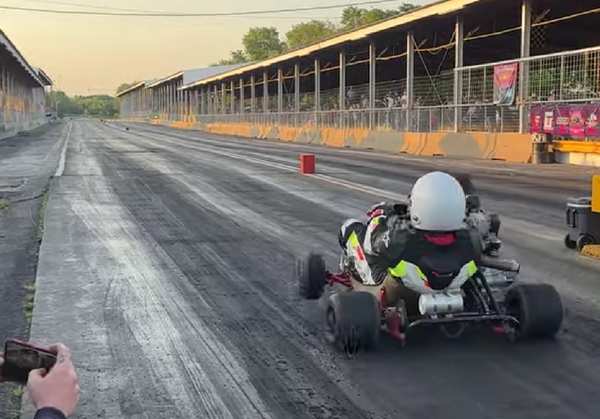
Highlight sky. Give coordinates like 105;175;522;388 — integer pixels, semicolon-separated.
0;0;431;96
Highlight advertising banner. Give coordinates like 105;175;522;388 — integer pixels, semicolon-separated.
530;104;600;138
493;63;519;106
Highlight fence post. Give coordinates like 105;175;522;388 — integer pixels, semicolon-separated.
406;32;415;132
454;16;464;133
315;58;321;127
369;41;376;130
339;50;346;129
519;0;532;133
294;63;300;127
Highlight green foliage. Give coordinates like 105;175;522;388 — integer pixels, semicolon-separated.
212;50;248;66
53;91;119;118
286;20;337;50
243;27;286;61
340;6;400;31
213;4;419;65
116;81;141;95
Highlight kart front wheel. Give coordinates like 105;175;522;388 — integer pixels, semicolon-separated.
298;253;326;300
505;283;563;340
325;291;380;352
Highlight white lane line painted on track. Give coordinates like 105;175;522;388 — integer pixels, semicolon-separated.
55;122;73;177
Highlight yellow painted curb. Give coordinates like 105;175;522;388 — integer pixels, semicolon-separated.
581;244;600;259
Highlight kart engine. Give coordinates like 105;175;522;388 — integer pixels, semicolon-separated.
418;292;464;316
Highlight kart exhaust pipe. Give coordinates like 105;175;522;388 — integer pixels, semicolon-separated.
418;293;464;316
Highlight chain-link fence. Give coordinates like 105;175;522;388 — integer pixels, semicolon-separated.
139;46;600;134
455;45;600;134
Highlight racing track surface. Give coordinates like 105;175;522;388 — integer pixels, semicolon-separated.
28;120;600;419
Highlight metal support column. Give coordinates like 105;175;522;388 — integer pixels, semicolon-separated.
339;51;346;111
230;80;235;115
314;59;321;117
240;78;245;115
200;88;206;115
278;67;283;124
214;85;218;116
406;31;415;131
165;85;168;119
339;51;346;128
250;75;256;114
454;16;464;132
170;84;174;120
221;83;226;115
294;63;300;126
263;70;269;114
519;0;532;133
369;42;376;129
164;85;168;118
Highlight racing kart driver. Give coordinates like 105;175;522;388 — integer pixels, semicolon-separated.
338;171;481;314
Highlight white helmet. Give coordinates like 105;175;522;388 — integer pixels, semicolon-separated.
408;171;466;231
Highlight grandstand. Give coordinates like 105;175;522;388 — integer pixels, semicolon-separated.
118;0;600;162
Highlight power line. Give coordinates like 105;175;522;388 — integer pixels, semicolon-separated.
20;0;165;13
0;0;405;17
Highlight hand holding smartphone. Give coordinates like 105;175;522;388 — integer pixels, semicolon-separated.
1;339;57;384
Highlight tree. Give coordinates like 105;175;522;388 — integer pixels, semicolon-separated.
399;3;418;13
116;81;141;95
242;27;286;61
212;49;247;66
340;7;398;31
340;4;418;31
53;92;118;118
286;20;337;50
214;4;420;64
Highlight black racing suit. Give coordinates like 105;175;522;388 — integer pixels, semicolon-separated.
340;203;481;311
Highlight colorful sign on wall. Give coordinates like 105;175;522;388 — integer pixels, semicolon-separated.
530;105;600;138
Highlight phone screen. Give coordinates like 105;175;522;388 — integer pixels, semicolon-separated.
3;340;57;384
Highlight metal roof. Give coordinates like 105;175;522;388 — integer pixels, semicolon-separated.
0;28;46;87
147;63;249;89
32;67;53;86
115;81;146;97
182;0;486;90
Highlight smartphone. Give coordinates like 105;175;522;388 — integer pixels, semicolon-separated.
2;339;57;384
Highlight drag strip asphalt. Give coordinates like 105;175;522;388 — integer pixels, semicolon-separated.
28;120;600;419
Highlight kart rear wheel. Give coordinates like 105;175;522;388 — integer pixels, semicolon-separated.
325;291;380;352
298;253;326;300
505;283;563;340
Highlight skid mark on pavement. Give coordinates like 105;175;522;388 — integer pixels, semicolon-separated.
43;131;274;418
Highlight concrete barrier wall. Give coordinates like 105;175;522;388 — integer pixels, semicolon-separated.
201;123;534;163
122;117;535;163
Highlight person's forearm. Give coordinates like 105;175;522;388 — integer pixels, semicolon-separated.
34;407;67;419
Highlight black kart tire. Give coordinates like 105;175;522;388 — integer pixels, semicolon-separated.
576;233;595;251
564;234;577;250
326;291;380;352
298;253;326;300
489;213;501;237
505;283;563;340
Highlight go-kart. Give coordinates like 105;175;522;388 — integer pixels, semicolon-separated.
298;209;563;353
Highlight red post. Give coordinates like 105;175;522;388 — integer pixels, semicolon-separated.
299;154;315;174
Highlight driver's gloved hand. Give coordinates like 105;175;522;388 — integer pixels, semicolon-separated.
367;202;392;219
